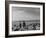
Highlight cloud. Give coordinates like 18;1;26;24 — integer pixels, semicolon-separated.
12;7;40;21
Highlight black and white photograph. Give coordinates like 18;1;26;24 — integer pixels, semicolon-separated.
5;1;45;37
9;3;43;35
12;7;40;31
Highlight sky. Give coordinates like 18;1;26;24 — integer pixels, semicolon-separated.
12;7;40;21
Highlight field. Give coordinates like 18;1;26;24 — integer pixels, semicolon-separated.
12;20;40;31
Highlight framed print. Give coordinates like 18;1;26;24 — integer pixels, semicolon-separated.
5;1;45;37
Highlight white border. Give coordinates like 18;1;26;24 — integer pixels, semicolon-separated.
9;4;43;35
